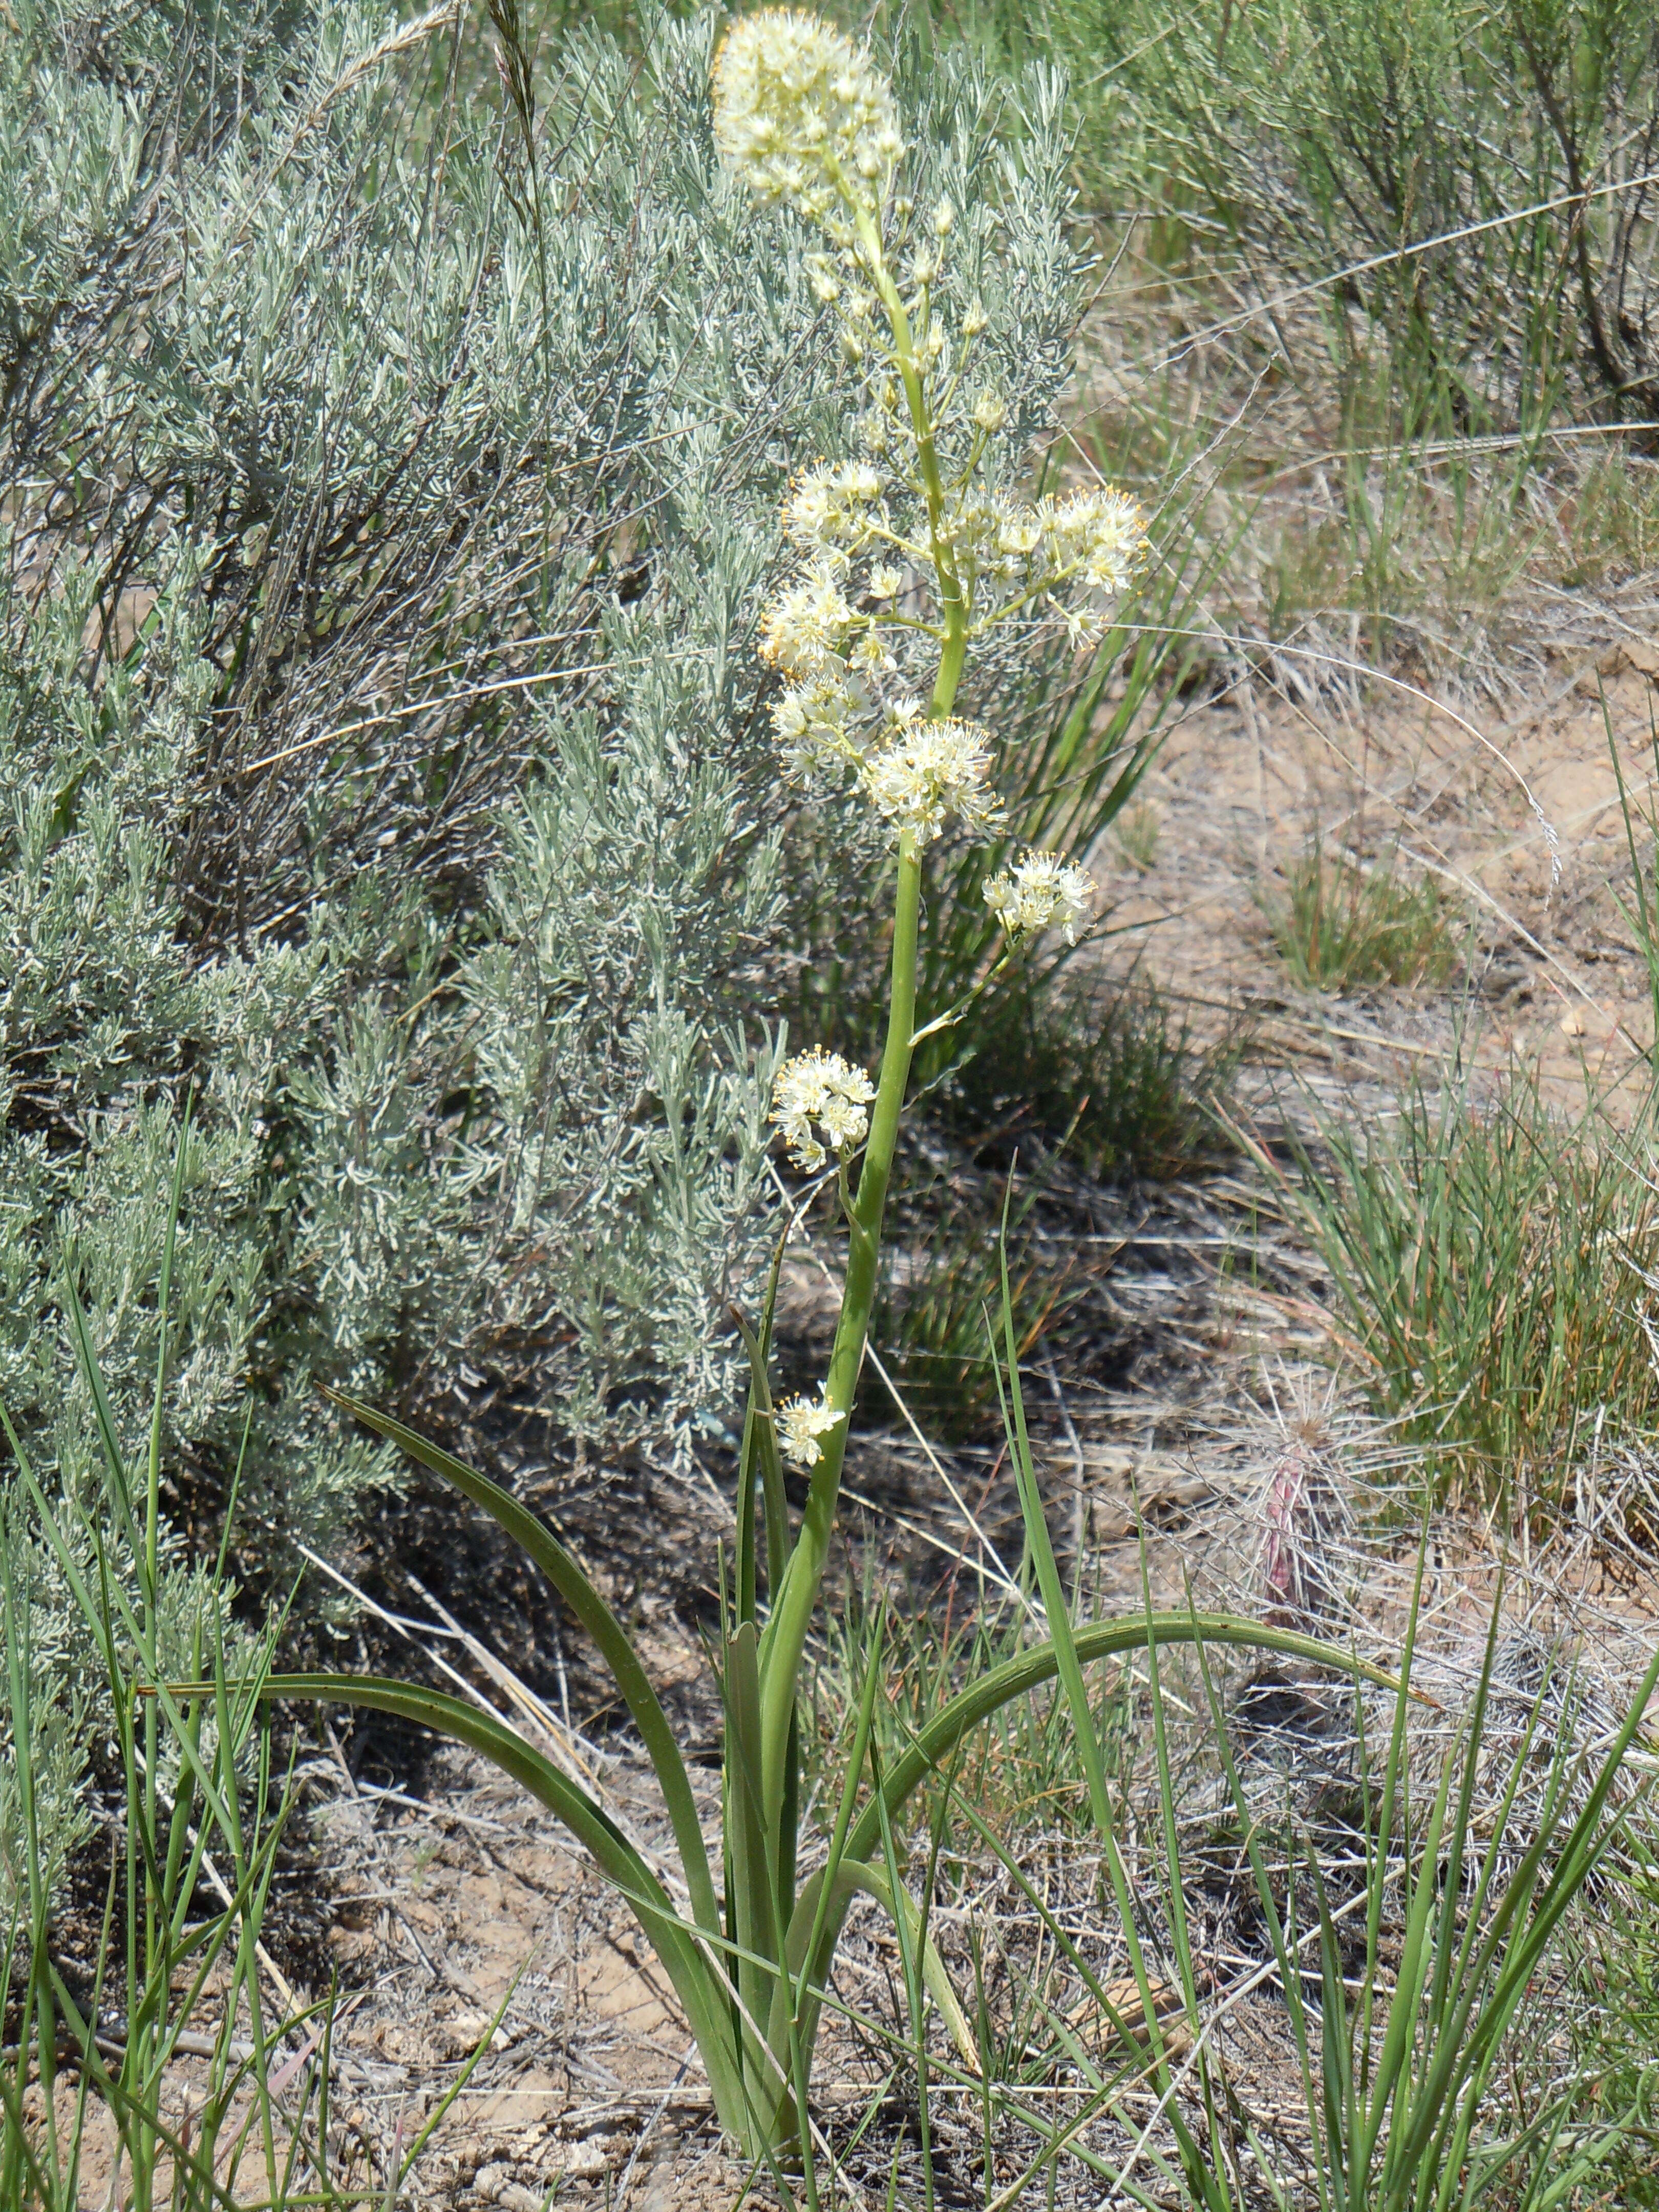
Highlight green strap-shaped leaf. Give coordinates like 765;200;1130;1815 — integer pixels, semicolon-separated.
721;1622;782;2113
779;1859;977;2081
252;1672;746;2136
316;1388;720;1942
847;1615;1404;1865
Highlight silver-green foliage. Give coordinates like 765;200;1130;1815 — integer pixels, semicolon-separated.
0;0;1081;1896
3;3;805;1552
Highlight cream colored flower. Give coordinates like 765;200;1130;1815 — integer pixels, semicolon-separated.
861;717;1003;845
984;848;1095;944
771;1045;877;1171
1057;600;1109;649
848;628;897;676
782;462;887;558
712;9;903;225
971;390;1007;433
867;563;902;598
1039;485;1148;597
994;497;1042;558
758;563;853;675
776;1387;846;1470
772;674;859;780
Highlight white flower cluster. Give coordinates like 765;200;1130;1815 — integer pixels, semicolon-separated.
711;10;902;224
771;1046;876;1171
776;1386;845;1469
862;717;1002;846
1040;487;1148;640
757;564;854;677
782;462;888;558
984;849;1095;944
773;673;859;780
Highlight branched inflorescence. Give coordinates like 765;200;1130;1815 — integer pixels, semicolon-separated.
715;8;1151;1456
718;8;1148;875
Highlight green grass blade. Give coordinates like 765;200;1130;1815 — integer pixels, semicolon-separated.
59;1262;140;1567
838;1613;1406;1867
317;1386;720;1941
144;1094;190;1615
731;1295;790;1626
1364;1725;1457;2189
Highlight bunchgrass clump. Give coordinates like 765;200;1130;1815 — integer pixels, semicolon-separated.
940;969;1233;1179
1292;1065;1659;1515
1113;799;1162;873
1266;834;1463;993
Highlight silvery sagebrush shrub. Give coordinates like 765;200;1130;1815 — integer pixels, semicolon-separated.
0;0;1082;1909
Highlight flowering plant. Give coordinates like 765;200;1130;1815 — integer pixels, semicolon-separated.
718;10;1156;1856
229;13;1391;2180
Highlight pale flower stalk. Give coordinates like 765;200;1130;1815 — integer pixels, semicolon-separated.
710;14;1152;1760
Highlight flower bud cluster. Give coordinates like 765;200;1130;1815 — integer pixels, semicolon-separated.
771;1046;877;1171
712;10;902;223
983;848;1096;945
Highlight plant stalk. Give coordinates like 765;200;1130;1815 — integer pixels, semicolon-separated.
757;212;969;1813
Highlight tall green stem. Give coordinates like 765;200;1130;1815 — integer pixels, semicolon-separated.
757;213;967;1813
757;836;920;1813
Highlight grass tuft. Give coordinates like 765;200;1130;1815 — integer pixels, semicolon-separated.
1291;1061;1659;1516
1112;799;1161;874
1265;833;1464;993
937;970;1235;1183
